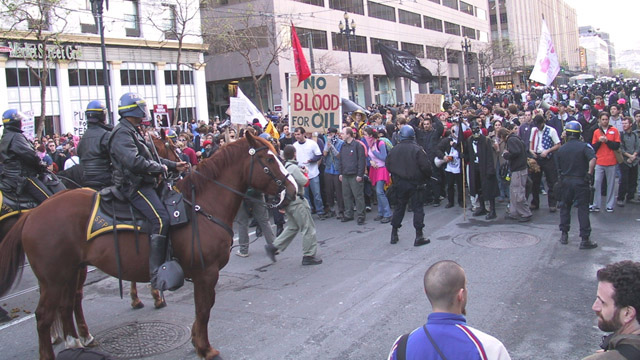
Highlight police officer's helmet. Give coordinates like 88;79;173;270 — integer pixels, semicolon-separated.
259;132;272;141
167;129;177;139
85;100;107;123
565;121;582;137
118;92;148;119
398;125;415;141
2;109;27;129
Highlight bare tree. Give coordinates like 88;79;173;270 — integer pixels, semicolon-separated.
201;3;289;112
476;40;521;90
0;0;70;136
145;0;200;125
426;38;454;92
313;52;340;74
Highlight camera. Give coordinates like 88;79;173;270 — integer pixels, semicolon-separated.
217;119;231;132
331;136;338;145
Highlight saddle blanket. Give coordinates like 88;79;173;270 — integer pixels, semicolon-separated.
0;190;37;222
87;192;148;242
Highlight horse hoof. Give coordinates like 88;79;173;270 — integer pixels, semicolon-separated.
81;334;96;347
205;348;220;360
65;335;84;349
131;301;144;310
154;300;167;309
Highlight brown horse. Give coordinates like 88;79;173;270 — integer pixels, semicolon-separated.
0;133;296;360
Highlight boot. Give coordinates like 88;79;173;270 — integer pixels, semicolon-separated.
472;206;488;217
579;237;598;250
276;224;284;237
390;227;399;244
414;228;431;247
560;232;568;245
149;235;167;290
485;209;497;220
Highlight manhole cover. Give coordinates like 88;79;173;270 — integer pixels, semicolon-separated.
96;321;190;359
461;231;540;249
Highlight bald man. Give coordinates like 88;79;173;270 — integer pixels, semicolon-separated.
388;261;511;360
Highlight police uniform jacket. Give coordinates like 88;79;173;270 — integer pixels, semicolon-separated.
0;125;42;181
78;122;112;181
385;139;431;182
556;138;595;178
109;118;177;196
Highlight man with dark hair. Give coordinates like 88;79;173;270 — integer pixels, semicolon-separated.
529;114;561;211
293;127;325;216
339;127;366;224
583;261;640;359
388;260;511;360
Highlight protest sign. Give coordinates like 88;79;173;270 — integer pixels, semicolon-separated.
413;94;444;114
289;74;342;134
153;104;169;128
229;97;252;124
23;110;35;141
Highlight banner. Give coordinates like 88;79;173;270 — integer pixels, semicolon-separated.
378;43;432;84
529;19;560;86
289;74;342;134
291;23;311;86
153;104;169;128
413;94;444;114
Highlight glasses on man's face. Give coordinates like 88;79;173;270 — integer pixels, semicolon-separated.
179;138;186;142
229;136;236;139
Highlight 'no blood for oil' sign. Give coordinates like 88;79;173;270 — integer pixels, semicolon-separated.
289;74;342;134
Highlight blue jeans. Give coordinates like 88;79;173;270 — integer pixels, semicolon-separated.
375;180;392;217
304;175;324;215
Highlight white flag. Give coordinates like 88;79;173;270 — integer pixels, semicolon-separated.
529;19;560;86
234;88;267;127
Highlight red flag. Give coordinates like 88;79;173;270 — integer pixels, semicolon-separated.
291;23;311;85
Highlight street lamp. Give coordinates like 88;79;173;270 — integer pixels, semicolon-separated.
338;12;356;102
90;0;112;123
460;36;472;93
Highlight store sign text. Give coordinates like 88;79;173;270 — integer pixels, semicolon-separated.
8;42;82;61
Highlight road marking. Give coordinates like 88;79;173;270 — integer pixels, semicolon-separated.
0;267;98;302
0;313;35;331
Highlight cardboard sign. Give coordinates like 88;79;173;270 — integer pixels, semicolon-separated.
153;104;169;128
413;94;444;114
289;74;342;134
73;109;87;136
22;110;35;142
229;97;252;124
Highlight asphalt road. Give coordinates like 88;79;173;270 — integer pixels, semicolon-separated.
0;197;637;360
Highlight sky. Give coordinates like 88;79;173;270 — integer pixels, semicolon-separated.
564;0;640;53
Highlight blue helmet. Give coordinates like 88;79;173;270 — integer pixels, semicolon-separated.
86;100;107;123
118;92;148;119
2;109;27;129
398;125;415;141
565;120;582;136
259;132;272;141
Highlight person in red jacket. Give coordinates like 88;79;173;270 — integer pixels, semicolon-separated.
591;111;621;213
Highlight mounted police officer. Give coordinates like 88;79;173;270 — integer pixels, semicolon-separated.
0;109;63;202
77;100;113;189
109;93;187;291
385;125;432;247
556;120;598;249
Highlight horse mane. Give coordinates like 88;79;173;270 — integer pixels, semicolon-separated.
176;136;276;198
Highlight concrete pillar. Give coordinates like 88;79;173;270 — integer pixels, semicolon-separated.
108;61;122;124
0;59;7;116
155;62;166;107
364;74;374;106
395;77;404;104
193;63;209;122
56;61;73;135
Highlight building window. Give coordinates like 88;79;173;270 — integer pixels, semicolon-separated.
68;69;107;86
478;30;489;42
368;1;395;22
163;5;177;40
6;68;57;87
328;0;364;15
476;7;487;20
331;32;367;53
120;69;156;86
428;0;440;3
444;21;460;36
447;49;461;64
459;1;474;15
164;69;194;85
442;0;458;10
293;0;324;5
401;42;424;58
424;15;442;32
124;0;140;37
370;38;398;54
462;26;476;39
398;9;421;27
426;46;445;60
295;27;329;50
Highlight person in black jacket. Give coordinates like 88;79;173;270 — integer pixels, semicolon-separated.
386;125;431;246
464;120;499;220
0;109;57;203
501;128;532;221
110;93;187;291
77;100;113;189
434;128;463;209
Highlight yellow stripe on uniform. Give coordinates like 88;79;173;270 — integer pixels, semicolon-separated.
137;190;163;234
27;178;50;198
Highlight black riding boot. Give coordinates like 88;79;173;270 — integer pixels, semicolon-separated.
579;237;598;250
149;235;167;290
414;228;430;247
485;199;497;220
390;227;399;244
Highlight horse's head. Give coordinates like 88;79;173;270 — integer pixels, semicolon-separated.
152;135;180;163
243;132;297;207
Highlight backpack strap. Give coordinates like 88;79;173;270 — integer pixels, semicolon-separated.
423;325;448;360
395;333;410;360
615;344;640;360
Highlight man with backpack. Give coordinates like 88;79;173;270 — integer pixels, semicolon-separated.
388;260;511;360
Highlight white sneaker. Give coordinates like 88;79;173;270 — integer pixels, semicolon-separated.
235;250;249;258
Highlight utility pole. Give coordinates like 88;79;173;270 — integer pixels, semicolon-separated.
339;12;356;102
90;0;112;123
305;32;315;73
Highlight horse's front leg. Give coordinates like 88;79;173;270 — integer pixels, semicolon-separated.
191;269;220;360
130;282;144;309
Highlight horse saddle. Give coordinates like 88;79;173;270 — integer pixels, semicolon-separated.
0;186;38;222
86;187;149;242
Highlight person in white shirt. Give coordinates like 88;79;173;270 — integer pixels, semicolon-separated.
63;147;80;170
293;127;325;216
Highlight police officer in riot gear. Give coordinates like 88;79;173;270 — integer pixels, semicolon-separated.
385;125;432;246
109;93;187;291
556;120;598;249
77;100;113;189
0;109;61;202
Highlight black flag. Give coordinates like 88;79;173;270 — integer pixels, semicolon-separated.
378;43;433;83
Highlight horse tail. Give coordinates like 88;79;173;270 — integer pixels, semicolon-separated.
0;213;28;297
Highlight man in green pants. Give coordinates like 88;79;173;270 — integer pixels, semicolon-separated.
265;145;323;265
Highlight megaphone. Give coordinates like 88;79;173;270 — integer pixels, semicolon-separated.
539;99;559;114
